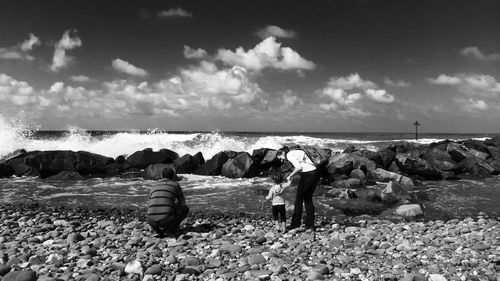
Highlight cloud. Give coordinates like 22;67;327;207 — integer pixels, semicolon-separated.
384;77;411;87
256;25;297;39
183;46;208;59
20;33;41;51
318;73;395;118
461;46;500;62
112;58;148;77
215;36;315;72
366;89;395;103
428;73;500;98
0;33;40;61
70;75;91;83
157;8;192;18
50;30;82;72
0;73;47;107
326;73;377;90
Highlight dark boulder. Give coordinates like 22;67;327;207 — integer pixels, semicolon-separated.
260;150;278;165
484;136;500;148
342;146;358;154
462;139;491;155
349;169;366;181
447;143;468;162
428;139;451;151
45;171;84;181
374;149;396;169
327;152;376;175
126;148;179;169
0;149;28;163
24;150;113;178
457;157;499;177
370;168;415;186
143;164;176;180
381;181;409;204
423;149;458;171
0;164;15;178
221;152;260;178
395;154;442;180
252;148;271;162
193;152;205;165
173;154;203;174
2;270;37;281
194;152;229;176
224;150;238;159
3;157;39;177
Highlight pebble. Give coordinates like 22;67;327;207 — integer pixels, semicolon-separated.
124;260;143;274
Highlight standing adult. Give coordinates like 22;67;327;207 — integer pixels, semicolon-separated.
277;147;321;230
146;167;189;237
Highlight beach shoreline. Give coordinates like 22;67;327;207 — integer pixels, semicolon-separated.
0;202;498;281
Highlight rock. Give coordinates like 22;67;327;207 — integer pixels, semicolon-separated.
194;151;230;176
381;181;408;203
45;253;63;265
0;264;11;276
247;254;266;265
0;164;15;178
3;158;39;177
144;264;162;275
349;169;366;181
428;274;447;281
394;204;423;217
375;149;396;169
180;256;201;267
307;270;325;280
125;260;143;274
2;270;37;281
329;178;362;189
142;164;176;180
247;270;272;278
45;170;84;180
173;154;202;174
219;241;242;254
221;152;260;178
370;168;415;186
327;153;376;175
260;150;278;165
25;150;113;178
396;154;442;180
53;219;70;227
126;148;179;168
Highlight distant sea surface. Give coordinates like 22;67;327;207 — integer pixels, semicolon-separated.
1;124;499;220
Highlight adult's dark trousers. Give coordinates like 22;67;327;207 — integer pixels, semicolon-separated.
290;170;320;228
147;204;189;235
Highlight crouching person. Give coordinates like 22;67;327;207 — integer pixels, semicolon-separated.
146;167;189;237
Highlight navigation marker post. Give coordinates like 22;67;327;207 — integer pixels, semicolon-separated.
413;121;420;140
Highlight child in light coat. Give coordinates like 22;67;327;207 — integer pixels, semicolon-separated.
263;173;291;232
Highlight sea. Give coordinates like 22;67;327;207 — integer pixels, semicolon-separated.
1;117;499;221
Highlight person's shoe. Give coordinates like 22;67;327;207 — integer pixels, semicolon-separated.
305;225;316;232
285;224;297;232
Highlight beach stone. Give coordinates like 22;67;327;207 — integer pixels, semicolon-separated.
181;266;201;275
307;270;325;280
144;264;162;275
2;270;37;281
125;260;143;274
0;264;11;276
429;274;447;281
395;204;423;217
381;181;407;203
247;254;266;266
53;219;70;227
248;269;272;278
67;233;84;244
180;256;201;267
219;241;242;254
46;253;63;265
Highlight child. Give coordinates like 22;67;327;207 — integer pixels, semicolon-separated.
263;173;291;232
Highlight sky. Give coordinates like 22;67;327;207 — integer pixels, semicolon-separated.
0;0;499;133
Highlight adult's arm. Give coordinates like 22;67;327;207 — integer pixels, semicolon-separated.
286;151;303;181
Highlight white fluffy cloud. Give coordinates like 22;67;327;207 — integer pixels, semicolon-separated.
50;30;82;72
461;46;500;62
256;25;297;39
216;37;315;72
366;89;395;103
0;33;40;61
112;58;148;77
70;75;91;83
384;77;411;87
0;73;49;107
428;73;500;98
183;46;208;59
319;73;395;117
157;8;192;18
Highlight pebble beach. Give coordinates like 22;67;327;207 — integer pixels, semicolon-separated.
0;203;498;281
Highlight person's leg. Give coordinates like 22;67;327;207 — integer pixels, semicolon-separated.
290;175;305;228
303;171;321;228
147;217;167;237
164;204;190;233
277;205;286;232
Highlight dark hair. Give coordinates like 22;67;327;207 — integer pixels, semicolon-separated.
277;146;289;157
162;167;176;180
271;173;285;184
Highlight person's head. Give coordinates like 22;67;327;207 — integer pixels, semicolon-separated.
161;167;176;180
271;173;285;184
276;147;289;161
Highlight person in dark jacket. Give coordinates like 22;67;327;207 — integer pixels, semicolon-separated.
146;167;189;237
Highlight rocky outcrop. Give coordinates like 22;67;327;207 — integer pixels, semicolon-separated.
194;152;230;176
370;168;415;186
126;148;179;169
0;163;15;178
173;153;203;174
45;170;84;181
221;152;260;178
143;164;176;180
327;153;376;175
